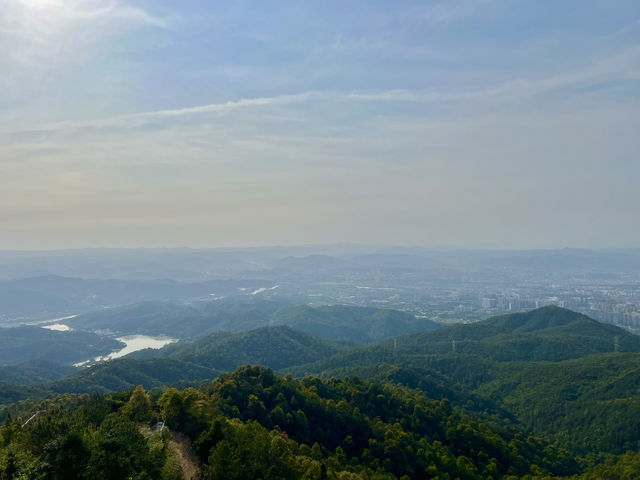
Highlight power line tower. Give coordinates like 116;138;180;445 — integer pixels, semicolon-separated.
614;335;620;353
393;338;398;357
452;339;456;354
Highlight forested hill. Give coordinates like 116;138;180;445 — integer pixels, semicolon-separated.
5;306;640;461
0;360;75;385
67;299;442;343
66;299;286;339
39;326;350;395
269;304;441;342
299;306;640;371
0;326;122;367
147;325;349;371
288;307;640;455
0;366;579;479
391;305;640;361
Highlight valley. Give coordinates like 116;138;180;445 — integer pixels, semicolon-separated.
2;249;640;478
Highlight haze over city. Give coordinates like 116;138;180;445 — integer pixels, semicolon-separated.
2;0;640;249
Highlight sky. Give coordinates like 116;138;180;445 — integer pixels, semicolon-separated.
1;0;639;250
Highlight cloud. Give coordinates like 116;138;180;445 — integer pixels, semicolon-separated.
3;92;317;135
5;42;638;138
1;2;639;249
1;78;639;249
64;2;167;28
609;18;640;38
128;92;313;119
347;44;640;104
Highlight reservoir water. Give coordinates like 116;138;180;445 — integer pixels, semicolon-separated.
42;323;73;331
74;334;177;367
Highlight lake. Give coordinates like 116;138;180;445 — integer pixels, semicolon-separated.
74;334;177;367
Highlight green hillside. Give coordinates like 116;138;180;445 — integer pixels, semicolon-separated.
6;306;640;460
49;358;220;395
0;326;122;367
0;382;46;405
0;360;75;385
3;307;640;477
0;366;578;479
5;365;640;479
67;299;286;340
33;326;347;396
271;304;441;342
300;363;513;420
67;301;206;337
164;325;348;370
288;307;640;454
475;353;640;454
298;306;640;373
392;305;639;361
68;299;441;343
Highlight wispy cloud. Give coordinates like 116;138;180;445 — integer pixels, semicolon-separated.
348;45;640;103
609;18;640;38
129;92;313;119
64;1;167;28
7;92;317;135
7;44;639;137
1;1;639;249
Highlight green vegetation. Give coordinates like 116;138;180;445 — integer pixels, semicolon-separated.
0;393;170;479
0;326;349;413
68;299;441;343
49;358;220;395
46;326;347;396
68;301;214;340
0;326;122;368
311;306;640;364
269;304;441;343
475;353;640;454
158;325;349;370
290;307;640;455
0;383;45;405
0;360;75;385
0;366;578;479
3;306;640;477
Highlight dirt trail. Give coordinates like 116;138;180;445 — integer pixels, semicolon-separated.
169;432;203;480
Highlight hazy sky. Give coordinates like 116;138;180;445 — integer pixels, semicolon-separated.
1;1;639;249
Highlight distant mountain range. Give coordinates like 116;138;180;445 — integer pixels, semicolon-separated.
296;306;640;373
67;300;442;342
0;275;267;320
4;305;640;456
3;247;640;321
3;247;640;280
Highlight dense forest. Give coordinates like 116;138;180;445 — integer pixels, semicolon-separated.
0;366;574;479
3;365;640;479
3;306;640;478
